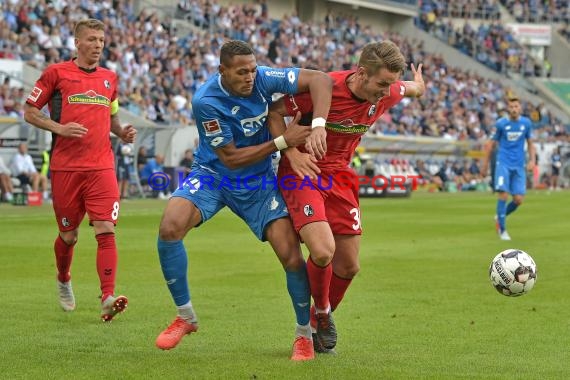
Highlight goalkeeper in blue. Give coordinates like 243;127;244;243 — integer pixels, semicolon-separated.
154;40;332;361
481;96;535;241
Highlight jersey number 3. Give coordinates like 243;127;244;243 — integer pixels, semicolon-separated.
350;208;361;230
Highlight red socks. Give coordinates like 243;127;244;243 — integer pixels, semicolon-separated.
329;273;352;312
96;233;118;302
54;235;75;283
306;256;332;311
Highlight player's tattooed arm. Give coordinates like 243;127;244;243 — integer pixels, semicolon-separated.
110;114;136;143
24;103;87;138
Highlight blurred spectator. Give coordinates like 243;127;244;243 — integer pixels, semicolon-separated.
116;142;135;199
550;146;563;190
140;154;169;199
10;142;48;198
0;155;14;202
179;148;194;177
137;145;149;174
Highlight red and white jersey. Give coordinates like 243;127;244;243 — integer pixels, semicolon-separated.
26;60;118;171
282;70;405;171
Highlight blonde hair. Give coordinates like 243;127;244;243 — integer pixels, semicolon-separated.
74;18;105;38
358;40;406;75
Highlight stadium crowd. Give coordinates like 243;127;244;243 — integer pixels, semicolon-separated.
419;0;570;23
416;10;546;77
500;0;570;24
0;0;567;143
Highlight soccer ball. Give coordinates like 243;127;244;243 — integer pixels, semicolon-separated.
489;249;537;297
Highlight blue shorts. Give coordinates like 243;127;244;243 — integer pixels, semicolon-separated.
494;163;526;195
171;166;288;241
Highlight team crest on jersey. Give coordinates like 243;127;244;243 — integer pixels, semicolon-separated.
202;119;221;136
68;90;110;106
28;87;43;102
303;205;314;217
104;80;110;89
368;105;376;117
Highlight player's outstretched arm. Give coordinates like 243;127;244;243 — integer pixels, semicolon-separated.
296;69;333;160
403;63;425;98
24;103;87;138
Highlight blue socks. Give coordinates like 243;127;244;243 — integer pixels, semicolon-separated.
496;199;507;232
506;201;519;216
157;238;190;306
285;263;311;326
497;200;520;232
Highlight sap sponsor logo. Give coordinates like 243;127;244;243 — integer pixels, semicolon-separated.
507;131;523;141
240;105;268;136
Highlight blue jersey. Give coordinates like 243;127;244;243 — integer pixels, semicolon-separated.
491;116;533;168
192;66;301;179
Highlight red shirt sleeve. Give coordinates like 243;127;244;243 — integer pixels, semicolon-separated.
283;92;314;116
26;65;58;109
384;81;406;109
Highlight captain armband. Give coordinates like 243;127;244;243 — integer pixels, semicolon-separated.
110;99;119;116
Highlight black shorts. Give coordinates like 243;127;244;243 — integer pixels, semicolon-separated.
17;174;31;186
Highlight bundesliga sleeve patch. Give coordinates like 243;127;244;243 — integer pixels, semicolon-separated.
202;119;221;136
399;85;405;96
28;86;43;102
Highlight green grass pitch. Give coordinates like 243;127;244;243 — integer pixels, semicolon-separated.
1;191;569;379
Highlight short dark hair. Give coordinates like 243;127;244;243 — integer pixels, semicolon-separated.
220;40;255;66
